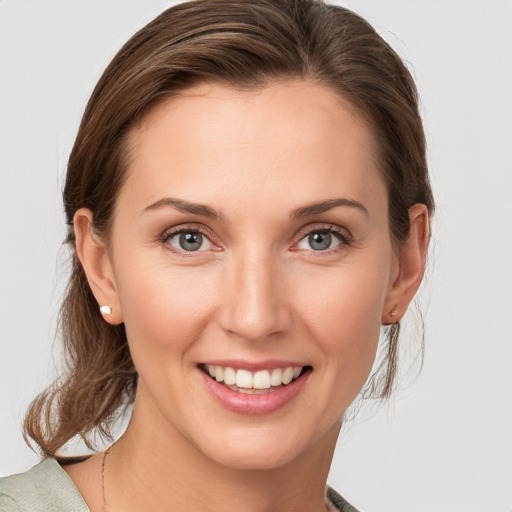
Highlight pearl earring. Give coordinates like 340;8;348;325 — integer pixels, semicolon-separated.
390;307;398;317
100;305;112;316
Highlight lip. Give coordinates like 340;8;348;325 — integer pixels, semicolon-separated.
198;365;311;415
201;359;308;371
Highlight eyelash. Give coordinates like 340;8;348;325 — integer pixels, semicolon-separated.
159;223;351;256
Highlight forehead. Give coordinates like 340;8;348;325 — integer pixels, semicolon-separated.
121;80;385;218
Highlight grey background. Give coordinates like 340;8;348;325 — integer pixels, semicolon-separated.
1;1;511;511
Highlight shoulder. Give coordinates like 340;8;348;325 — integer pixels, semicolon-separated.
326;485;362;512
0;458;89;512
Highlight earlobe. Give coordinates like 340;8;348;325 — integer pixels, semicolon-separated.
382;204;429;325
73;208;123;325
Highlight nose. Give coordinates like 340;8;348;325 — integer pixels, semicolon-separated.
218;248;292;343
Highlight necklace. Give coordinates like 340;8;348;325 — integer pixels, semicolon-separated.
101;447;111;512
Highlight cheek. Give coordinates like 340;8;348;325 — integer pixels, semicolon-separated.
293;260;390;383
114;256;219;363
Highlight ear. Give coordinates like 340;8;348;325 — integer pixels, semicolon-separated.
73;208;123;325
382;204;429;325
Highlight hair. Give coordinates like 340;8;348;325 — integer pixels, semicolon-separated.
24;0;434;456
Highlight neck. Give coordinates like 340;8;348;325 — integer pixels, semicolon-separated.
105;396;339;512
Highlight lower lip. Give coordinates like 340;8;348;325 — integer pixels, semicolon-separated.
199;368;311;415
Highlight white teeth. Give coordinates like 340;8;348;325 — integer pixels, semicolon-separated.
223;367;236;385
235;369;253;388
253;370;271;389
270;368;283;386
282;367;295;385
205;365;304;391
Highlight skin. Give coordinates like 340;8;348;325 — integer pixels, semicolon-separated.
67;80;429;512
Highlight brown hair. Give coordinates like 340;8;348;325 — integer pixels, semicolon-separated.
24;0;434;456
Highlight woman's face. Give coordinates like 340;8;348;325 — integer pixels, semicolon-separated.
104;80;399;469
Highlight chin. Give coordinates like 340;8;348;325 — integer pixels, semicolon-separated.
193;420;338;472
208;442;303;471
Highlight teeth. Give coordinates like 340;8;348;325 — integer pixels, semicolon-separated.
205;364;304;390
253;370;271;389
270;368;283;386
223;367;236;385
235;369;253;389
282;367;295;385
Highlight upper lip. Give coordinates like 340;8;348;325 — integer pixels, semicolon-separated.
200;359;310;371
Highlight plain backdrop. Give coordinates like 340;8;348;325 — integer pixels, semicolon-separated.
1;1;511;511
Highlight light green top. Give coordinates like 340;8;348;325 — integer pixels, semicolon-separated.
0;459;88;511
0;458;360;511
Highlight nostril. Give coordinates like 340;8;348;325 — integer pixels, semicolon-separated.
217;265;293;342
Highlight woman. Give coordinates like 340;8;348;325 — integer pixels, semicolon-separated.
0;0;433;510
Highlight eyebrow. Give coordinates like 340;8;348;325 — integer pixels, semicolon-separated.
143;197;222;219
291;198;368;219
143;196;368;220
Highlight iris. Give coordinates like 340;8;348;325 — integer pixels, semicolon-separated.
308;232;332;251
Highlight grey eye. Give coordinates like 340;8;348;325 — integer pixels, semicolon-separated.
308;232;332;251
179;232;203;251
167;230;213;252
296;229;345;252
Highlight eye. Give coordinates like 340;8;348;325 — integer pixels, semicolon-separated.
165;230;213;253
296;228;349;252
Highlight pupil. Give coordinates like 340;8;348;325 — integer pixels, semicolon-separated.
179;232;202;251
309;232;331;251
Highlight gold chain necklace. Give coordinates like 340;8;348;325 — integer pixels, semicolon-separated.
101;447;111;512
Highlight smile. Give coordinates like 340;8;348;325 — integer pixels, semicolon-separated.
203;364;305;394
199;363;312;415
